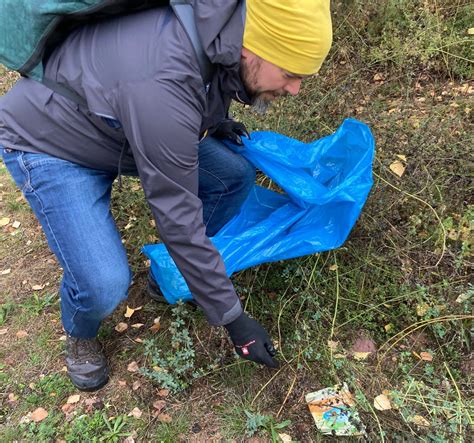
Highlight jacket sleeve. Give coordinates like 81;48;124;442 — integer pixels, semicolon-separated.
115;78;242;326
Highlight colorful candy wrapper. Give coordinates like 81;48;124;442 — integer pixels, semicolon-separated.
305;383;367;436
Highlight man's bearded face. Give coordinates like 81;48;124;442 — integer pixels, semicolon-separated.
239;51;304;114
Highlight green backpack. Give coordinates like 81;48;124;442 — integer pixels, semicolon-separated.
0;0;212;103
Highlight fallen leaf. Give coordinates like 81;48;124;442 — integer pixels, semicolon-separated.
127;361;139;372
353;352;371;361
416;303;429;317
419;351;433;362
389;160;406;177
11;221;21;229
16;330;28;338
334;353;346;359
410;415;430;427
132;381;142;391
351;337;377;361
67;394;80;404
129;407;142;419
8;393;18;402
0;217;10;227
157;389;170;397
396;154;407;162
327;340;339;351
118;380;127;387
157;413;172;423
84;397;104;412
374;394;392;411
1;268;11;275
115;322;128;333
329;264;338;271
384;323;394;332
134;338;143;343
455;293;470;304
149;317;161;333
31;284;45;291
124;305;142;318
59;335;67;341
31;407;48;422
278;434;292;443
131;323;144;329
84;396;99;406
153;400;166;414
19;414;32;424
0;328;8;335
373;73;385;81
61;403;75;414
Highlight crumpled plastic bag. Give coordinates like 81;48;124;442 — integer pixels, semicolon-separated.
143;118;375;303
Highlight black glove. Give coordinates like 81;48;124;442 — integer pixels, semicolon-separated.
212;119;250;146
224;312;279;368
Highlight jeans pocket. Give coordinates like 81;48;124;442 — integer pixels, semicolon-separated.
21;151;69;170
2;150;33;193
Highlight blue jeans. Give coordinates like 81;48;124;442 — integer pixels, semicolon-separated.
1;137;255;338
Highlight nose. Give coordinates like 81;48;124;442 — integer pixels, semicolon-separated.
285;78;302;96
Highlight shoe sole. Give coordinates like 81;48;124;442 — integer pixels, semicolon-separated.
74;376;109;392
68;370;109;392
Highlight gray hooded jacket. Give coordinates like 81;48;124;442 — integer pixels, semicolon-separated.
0;1;251;326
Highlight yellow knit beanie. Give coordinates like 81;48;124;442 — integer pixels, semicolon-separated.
243;0;332;75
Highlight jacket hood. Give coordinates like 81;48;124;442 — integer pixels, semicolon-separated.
194;1;244;69
194;1;250;101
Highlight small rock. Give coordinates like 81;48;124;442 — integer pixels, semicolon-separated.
192;423;202;433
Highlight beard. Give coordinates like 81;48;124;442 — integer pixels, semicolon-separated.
240;57;273;115
251;96;272;115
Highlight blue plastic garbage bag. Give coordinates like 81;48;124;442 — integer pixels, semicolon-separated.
143;118;375;304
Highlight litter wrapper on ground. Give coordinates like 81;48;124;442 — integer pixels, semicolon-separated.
143;118;375;303
305;383;367;436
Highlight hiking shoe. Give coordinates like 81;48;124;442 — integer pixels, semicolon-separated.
146;272;168;303
66;335;109;391
147;272;197;308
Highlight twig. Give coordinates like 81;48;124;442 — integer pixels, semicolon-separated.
251;364;287;406
329;251;340;342
373;171;447;267
276;370;298;418
377;315;473;367
444;361;472;430
365;393;385;443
